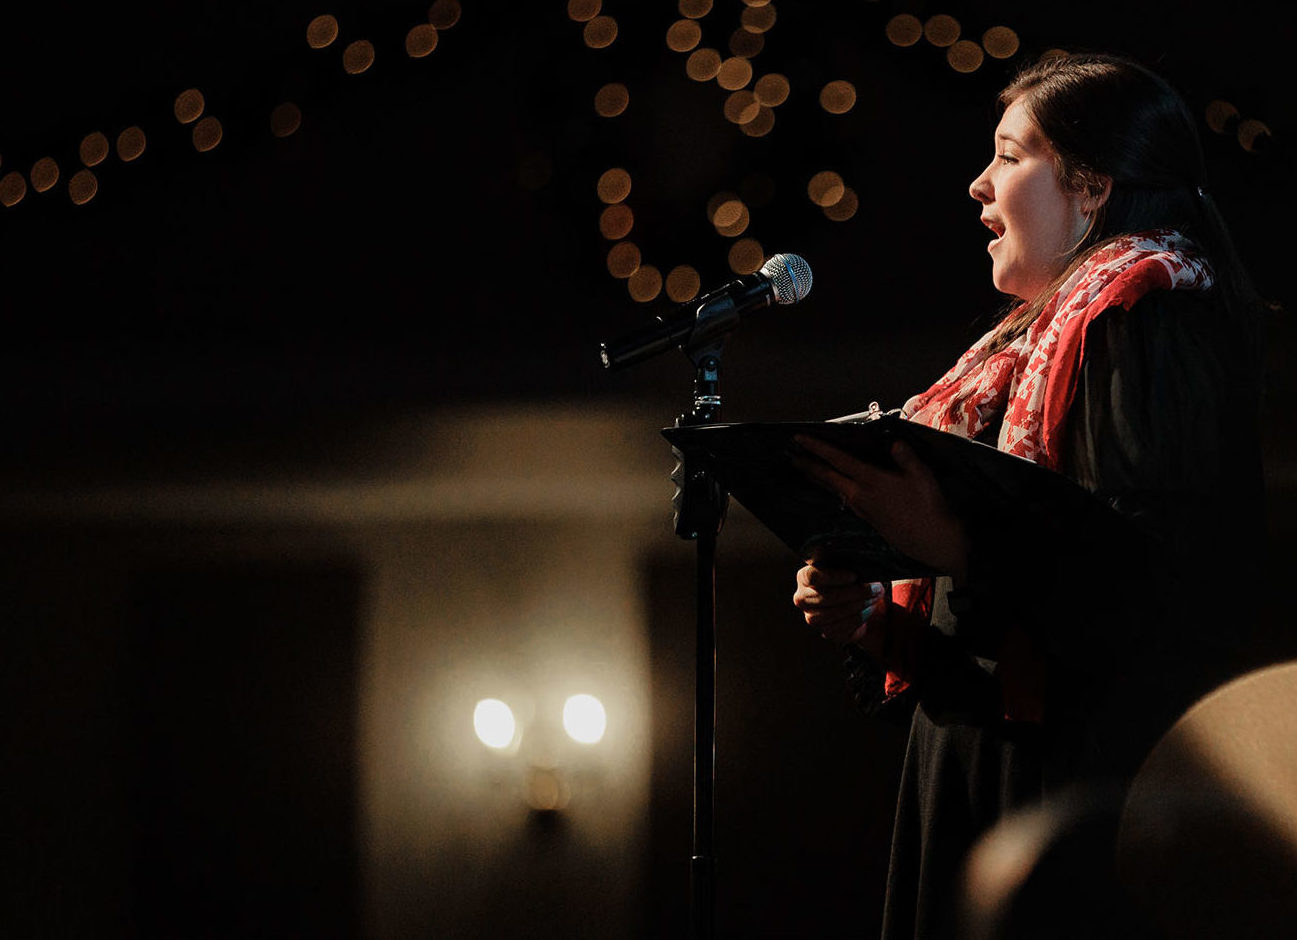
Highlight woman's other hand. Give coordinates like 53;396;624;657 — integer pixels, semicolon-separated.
792;564;889;658
793;435;970;583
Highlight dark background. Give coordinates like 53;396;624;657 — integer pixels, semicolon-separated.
0;1;1290;464
0;2;1293;938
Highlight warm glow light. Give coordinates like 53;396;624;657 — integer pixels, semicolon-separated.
716;56;753;90
596;167;632;203
728;238;764;274
1237;119;1272;153
80;132;109;167
628;265;662;302
594;82;630;117
823;186;858;221
584;15;618;49
740;106;775;137
740;3;776;32
567;0;601;22
406;24;439;57
306;15;339;49
1206;100;1240;134
30;158;59;193
606;241;641;278
679;0;713;18
474;698;517;749
753;73;790;107
343;39;375;74
924;15;961;47
69;169;98;205
723;90;760;125
820;80;856;114
982;26;1019;59
666;264;701;302
599;203;634;239
270;102;303;138
427;0;461;29
885;14;923;47
0;171;28;207
174;88;205;124
192;116;223;152
808;170;845;207
686;48;723;82
729;29;763;58
116;126;147;162
563;694;607;744
947;39;984;73
666;19;702;52
712;198;749;236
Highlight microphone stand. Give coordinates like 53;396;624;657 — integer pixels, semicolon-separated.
669;342;728;940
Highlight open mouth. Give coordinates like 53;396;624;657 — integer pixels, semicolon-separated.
982;216;1005;249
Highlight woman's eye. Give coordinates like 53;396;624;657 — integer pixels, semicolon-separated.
997;153;1017;165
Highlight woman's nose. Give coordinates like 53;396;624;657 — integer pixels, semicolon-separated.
969;164;992;204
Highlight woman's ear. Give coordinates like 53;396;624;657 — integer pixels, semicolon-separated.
1082;176;1113;215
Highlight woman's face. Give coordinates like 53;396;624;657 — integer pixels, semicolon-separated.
969;97;1088;300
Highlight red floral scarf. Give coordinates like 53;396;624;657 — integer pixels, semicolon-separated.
884;229;1214;718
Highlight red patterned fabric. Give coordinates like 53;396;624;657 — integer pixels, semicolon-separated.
901;229;1214;471
882;230;1214;717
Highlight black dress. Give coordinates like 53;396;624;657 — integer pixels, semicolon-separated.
851;289;1267;940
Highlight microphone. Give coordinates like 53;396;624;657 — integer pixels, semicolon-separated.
599;252;812;370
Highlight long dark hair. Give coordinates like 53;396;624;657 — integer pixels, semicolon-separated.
988;52;1260;348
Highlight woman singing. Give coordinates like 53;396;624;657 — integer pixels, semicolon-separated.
792;51;1267;939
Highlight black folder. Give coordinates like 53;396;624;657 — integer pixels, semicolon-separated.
662;414;1119;580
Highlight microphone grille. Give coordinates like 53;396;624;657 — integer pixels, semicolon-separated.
761;253;813;304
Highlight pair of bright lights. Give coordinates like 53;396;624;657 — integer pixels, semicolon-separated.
473;694;608;749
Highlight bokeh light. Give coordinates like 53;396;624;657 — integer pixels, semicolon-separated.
562;694;608;744
666;264;702;302
728;238;765;274
406;24;439;57
192;116;223;152
947;40;984;73
1237;119;1271;152
594;82;630;117
0;171;28;207
1206;100;1240;133
729;29;764;58
740;107;775;137
427;0;461;29
886;14;923;46
666;19;702;52
30;158;59;193
567;0;601;22
740;4;776;32
754;73;790;107
724;90;761;125
473;698;517;749
174;88;205;124
343;40;375;74
306;14;339;49
807;170;845;207
628;264;663;302
924;15;961;47
686;48;723;81
820;80;856;114
270;102;303;138
823;187;858;221
79;132;109;167
599;203;634;240
597;167;632;203
69;169;98;205
116;127;146;162
982;26;1019;59
717;56;754;90
679;0;713;18
607;241;641;278
584;15;618;49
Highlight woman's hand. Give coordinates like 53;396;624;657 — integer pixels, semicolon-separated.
792;564;889;658
793;434;970;582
